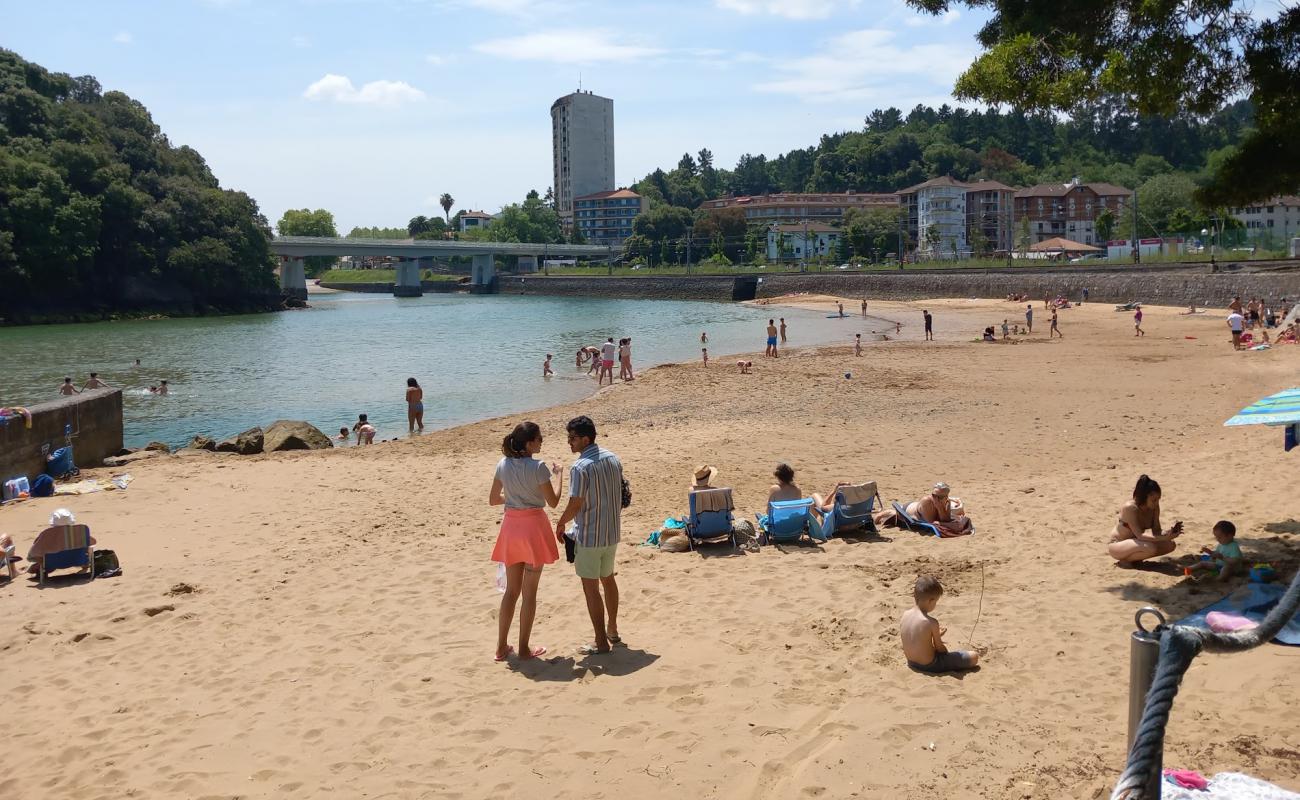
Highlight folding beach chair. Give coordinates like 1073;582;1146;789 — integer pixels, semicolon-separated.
757;498;823;545
891;501;942;538
685;488;736;549
29;524;95;586
820;482;882;538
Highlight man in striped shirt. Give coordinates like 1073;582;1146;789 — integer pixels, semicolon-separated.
555;415;624;655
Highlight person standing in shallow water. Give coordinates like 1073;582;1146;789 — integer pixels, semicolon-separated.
779;317;788;344
406;378;424;433
490;421;563;662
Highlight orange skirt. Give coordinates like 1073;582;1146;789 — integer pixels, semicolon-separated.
491;507;559;566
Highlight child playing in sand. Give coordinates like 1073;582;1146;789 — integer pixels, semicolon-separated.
854;333;862;356
901;575;979;673
543;354;554;377
1186;520;1244;581
701;348;709;366
736;360;752;374
1001;319;1009;339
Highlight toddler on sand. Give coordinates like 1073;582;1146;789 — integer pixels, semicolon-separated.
901;575;979;673
1186;520;1243;581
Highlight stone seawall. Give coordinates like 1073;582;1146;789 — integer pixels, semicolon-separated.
500;266;1300;307
0;389;123;484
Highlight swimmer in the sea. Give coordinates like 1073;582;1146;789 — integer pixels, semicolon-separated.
543;354;554;377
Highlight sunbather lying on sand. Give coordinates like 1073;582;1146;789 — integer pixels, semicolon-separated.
906;483;972;536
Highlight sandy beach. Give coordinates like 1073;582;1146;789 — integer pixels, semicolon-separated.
3;295;1298;800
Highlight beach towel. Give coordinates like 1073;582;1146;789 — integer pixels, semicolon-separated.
838;482;877;506
1175;583;1300;646
690;487;733;513
27;524;95;559
1162;772;1300;800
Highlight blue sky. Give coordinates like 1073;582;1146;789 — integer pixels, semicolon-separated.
4;0;988;232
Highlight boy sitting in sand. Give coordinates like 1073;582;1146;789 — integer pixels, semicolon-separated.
1186;520;1243;581
736;360;752;374
901;575;979;673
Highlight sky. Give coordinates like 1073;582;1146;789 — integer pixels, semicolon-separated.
3;0;990;232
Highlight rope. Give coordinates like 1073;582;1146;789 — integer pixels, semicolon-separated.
1110;569;1300;800
967;562;985;647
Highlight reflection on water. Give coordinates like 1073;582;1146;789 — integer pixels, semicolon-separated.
0;293;895;447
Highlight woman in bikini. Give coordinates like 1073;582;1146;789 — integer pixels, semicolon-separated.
1108;474;1183;564
405;377;424;433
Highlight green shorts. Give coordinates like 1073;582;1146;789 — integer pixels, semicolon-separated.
574;543;618;579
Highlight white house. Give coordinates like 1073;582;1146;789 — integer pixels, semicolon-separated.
1228;196;1300;247
460;211;493;232
766;223;838;261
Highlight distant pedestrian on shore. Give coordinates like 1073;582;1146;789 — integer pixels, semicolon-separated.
543;354;554;377
1001;319;1009;340
765;320;779;358
1050;309;1062;338
1082;287;1089;304
779;317;788;343
923;310;933;341
406;378;424;433
491;421;563;662
82;373;110;391
619;338;635;381
837;302;845;318
599;338;617;386
555;415;624;655
702;347;709;366
854;333;862;356
1025;304;1034;334
1227;308;1245;349
1134;307;1145;337
59;378;78;396
158;380;169;396
861;298;868;317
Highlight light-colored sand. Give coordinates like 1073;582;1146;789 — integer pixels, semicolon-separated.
3;297;1299;800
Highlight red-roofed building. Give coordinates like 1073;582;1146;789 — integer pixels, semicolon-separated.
574;188;646;247
1014;179;1132;247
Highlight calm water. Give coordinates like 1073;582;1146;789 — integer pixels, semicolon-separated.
0;292;888;448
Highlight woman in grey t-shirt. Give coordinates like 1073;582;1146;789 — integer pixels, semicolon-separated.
489;421;562;662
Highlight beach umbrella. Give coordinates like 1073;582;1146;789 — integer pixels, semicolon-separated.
1224;387;1300;451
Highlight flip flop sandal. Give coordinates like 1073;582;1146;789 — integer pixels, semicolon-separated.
493;645;515;663
520;646;547;659
607;635;622;645
578;644;611;656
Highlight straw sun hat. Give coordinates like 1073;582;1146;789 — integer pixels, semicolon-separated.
693;465;717;487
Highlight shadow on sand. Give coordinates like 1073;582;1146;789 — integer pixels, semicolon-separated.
511;643;660;682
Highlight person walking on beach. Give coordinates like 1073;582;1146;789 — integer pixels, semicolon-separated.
59;378;79;396
1025;304;1034;334
779;317;788;343
555;415;624;655
765;320;779;358
1049;309;1062;338
861;298;868;317
702;347;709;366
854;333;862;356
491;421;563;662
599;338;617;386
1134;307;1145;337
406;378;424;433
923;310;934;341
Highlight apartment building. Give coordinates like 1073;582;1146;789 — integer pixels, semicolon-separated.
766;223;839;261
573;189;645;247
1014;180;1132;247
701;192;897;225
551;90;615;229
897;177;1016;258
1228;196;1300;244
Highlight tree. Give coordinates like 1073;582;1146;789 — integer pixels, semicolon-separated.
407;215;431;237
905;0;1300;205
924;224;942;258
348;226;408;239
843;206;902;260
1136;173;1197;236
277;209;338;277
439;193;454;225
1096;209;1116;244
467;189;562;245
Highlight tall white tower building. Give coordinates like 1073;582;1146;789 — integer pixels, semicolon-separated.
551;90;615;228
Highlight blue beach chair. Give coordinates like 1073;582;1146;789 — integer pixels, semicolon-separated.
820;482;882;538
30;523;95;586
757;498;823;545
686;488;736;549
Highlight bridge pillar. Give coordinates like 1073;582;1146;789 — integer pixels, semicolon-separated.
279;257;307;302
470;253;497;293
393;258;423;297
517;255;538;274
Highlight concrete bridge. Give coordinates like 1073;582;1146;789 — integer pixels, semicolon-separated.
269;237;614;299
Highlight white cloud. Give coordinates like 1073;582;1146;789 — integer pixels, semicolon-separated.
291;35;310;48
303;74;427;107
424;53;453;65
459;0;573;16
714;0;860;20
113;31;134;45
753;28;976;102
473;29;663;64
904;7;961;26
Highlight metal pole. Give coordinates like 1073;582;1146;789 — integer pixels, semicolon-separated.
1128;607;1165;800
1132;189;1141;264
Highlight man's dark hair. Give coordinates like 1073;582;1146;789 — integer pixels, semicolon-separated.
567;415;596;441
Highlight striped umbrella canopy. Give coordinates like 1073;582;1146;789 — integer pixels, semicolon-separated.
1224;388;1300;427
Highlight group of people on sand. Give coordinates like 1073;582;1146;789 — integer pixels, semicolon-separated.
573;338;635;385
764;318;787;357
489;416;624;661
1107;474;1246;582
1227;295;1296;349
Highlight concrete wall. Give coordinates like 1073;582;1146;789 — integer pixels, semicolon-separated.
0;389;123;484
500;265;1300;308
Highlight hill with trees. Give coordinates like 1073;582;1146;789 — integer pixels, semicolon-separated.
0;49;280;323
